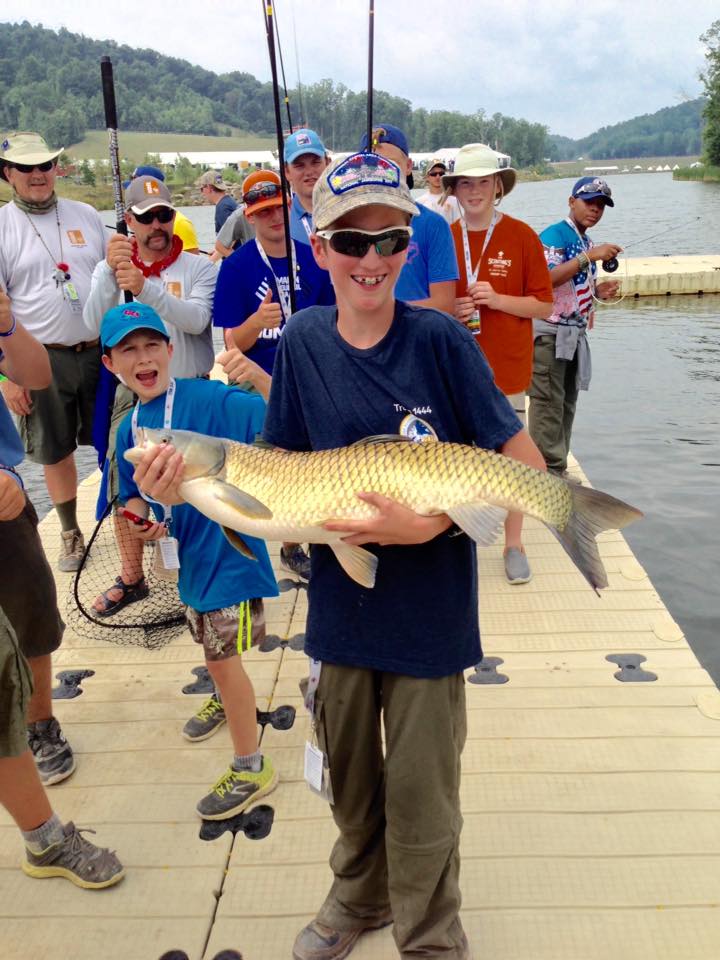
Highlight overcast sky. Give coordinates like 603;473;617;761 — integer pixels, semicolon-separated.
3;2;717;138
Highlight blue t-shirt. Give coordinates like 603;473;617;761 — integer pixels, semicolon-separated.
0;392;25;489
116;378;279;613
395;203;459;302
215;194;238;234
263;302;522;678
213;239;335;375
290;193;313;245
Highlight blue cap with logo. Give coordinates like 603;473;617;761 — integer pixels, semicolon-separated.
285;128;327;164
101;303;169;350
122;164;165;190
571;176;614;207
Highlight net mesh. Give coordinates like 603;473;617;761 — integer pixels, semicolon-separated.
65;498;187;649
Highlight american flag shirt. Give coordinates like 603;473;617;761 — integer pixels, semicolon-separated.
539;218;596;326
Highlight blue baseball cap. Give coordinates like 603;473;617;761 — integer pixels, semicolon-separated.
101;303;169;350
571;176;614;207
122;165;165;189
284;128;327;164
357;123;413;188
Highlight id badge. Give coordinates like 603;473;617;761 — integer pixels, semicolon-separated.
63;281;82;314
304;740;334;804
467;309;481;332
158;536;180;569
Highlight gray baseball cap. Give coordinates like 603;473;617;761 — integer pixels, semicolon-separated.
124;175;175;214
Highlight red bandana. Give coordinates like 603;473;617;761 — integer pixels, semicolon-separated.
131;234;183;277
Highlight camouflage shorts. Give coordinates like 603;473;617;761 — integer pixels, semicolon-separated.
185;598;266;662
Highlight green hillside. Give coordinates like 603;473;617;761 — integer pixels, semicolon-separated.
67;130;276;164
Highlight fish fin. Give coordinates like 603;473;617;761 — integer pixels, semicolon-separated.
446;502;507;546
221;526;258;561
548;483;644;594
329;542;378;588
209;479;273;519
349;434;414;447
252;434;275;450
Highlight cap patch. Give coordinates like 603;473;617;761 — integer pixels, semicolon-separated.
123;308;141;318
329;153;400;196
143;179;161;195
296;133;311;146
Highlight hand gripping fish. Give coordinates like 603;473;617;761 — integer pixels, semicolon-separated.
124;430;643;592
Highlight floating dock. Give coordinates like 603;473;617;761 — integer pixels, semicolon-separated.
2;463;720;960
605;254;720;296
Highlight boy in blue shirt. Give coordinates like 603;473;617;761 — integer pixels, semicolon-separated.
100;302;279;820
214;168;335;581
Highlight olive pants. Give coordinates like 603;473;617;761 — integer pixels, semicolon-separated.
313;663;468;958
528;334;580;473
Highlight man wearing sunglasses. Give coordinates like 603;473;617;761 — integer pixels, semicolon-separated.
83;175;217;618
416;157;461;225
529;177;622;480
0;131;107;575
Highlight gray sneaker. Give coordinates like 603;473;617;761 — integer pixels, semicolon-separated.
292;909;393;960
504;547;532;585
182;693;226;742
280;544;311;581
27;717;76;785
58;528;85;572
196;757;278;820
22;821;124;889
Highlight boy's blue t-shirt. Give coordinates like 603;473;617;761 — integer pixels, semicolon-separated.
116;378;279;613
262;302;522;679
395;203;459;302
213;239;335;375
215;194;238;234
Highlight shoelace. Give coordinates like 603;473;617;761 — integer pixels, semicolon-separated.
196;697;223;722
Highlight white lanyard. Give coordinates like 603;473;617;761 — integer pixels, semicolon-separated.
460;210;500;287
301;215;312;238
564;217;596;314
255;238;298;323
131;377;176;524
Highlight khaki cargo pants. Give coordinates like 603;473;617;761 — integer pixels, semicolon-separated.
528;334;580;473
312;663;468;958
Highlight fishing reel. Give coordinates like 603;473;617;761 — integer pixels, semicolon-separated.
602;257;619;273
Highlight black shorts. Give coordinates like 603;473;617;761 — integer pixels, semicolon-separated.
0;497;64;658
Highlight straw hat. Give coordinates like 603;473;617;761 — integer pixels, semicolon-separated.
442;143;516;196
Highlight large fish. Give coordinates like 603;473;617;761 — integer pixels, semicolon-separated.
124;429;643;592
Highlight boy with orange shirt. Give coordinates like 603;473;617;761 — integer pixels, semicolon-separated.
444;143;553;583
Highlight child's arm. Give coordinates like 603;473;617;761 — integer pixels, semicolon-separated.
499;427;546;471
468;282;553;320
120;496;167;542
228;289;282;352
324;492;452;547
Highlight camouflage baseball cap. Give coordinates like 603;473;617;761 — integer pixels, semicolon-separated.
312;152;418;232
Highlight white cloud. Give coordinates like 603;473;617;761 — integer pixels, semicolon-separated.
1;0;716;138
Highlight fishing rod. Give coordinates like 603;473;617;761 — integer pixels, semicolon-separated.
602;216;703;273
291;0;306;126
366;0;375;150
271;0;294;134
263;0;297;313
100;55;132;304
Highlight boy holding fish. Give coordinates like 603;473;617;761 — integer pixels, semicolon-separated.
99;302;279;821
131;151;547;960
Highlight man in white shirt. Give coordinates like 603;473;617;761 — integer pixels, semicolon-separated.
0;132;107;573
416;157;461;225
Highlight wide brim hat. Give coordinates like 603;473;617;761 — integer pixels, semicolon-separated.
442;143;517;196
313;152;419;232
0;132;63;182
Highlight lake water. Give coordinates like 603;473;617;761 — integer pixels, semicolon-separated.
19;174;720;683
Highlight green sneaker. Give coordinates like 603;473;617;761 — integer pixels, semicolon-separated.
196;757;278;820
182;693;226;742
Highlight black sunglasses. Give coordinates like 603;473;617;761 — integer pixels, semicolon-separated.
426;170;445;177
243;182;283;205
10;160;55;174
132;207;175;225
315;227;412;258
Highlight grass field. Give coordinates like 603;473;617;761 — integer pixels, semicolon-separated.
66;129;276;163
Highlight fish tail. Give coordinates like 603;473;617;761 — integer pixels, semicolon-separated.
547;484;643;593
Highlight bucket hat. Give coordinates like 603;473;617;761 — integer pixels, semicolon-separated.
0;132;63;182
442;143;516;196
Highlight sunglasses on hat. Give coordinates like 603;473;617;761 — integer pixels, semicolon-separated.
244;182;283;205
316;227;412;258
132;207;175;225
575;178;612;199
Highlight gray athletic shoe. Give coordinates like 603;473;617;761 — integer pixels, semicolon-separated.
22;821;124;889
196;757;278;820
292;909;393;960
182;693;226;742
27;717;76;785
58;528;85;572
504;547;532;585
280;544;311;581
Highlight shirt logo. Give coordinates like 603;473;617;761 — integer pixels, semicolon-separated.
399;414;437;442
165;281;182;299
66;230;86;245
